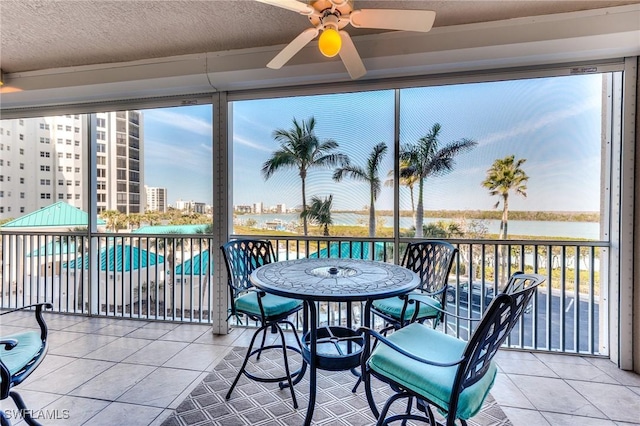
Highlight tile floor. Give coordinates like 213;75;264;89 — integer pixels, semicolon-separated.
1;313;639;425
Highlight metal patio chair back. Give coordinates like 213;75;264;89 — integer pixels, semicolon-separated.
371;240;458;330
220;239;305;409
361;272;545;426
0;303;52;426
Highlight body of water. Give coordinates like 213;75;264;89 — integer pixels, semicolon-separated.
234;212;600;240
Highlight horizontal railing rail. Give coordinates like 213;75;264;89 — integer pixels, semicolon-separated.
0;230;608;355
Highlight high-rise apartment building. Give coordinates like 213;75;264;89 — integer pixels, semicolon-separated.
96;111;144;214
145;186;167;213
0;111;144;221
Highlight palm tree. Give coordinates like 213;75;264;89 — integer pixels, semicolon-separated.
482;155;529;240
301;195;334;236
386;158;419;220
262;117;349;236
401;123;477;238
100;210;122;232
333;142;388;237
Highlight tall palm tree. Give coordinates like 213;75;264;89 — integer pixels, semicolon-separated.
386;158;419;218
262;117;349;236
401;123;477;238
482;155;529;240
301;195;334;236
333;142;388;237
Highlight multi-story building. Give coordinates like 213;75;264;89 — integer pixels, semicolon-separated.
0;111;143;220
97;111;144;214
145;186;167;213
252;202;263;214
175;199;206;214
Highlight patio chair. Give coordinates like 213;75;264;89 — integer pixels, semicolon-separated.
359;272;545;426
371;241;457;332
0;303;53;426
220;239;305;408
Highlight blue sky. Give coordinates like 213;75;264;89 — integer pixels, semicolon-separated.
142;74;603;212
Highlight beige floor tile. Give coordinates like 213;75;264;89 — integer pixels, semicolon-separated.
83;401;164;426
587;359;640;387
69;362;157;400
545;361;620;384
534;352;592;365
127;325;171;340
491;373;535;409
163;342;231;371
495;358;558;378
116;367;201;407
92;323;140;337
84;336;152;362
541;411;618;425
22;358;114;394
121;339;189;366
158;323;211;342
26;354;76;381
48;333;119;358
567;380;640;423
41;395;110;425
509;375;607;418
501;407;550;426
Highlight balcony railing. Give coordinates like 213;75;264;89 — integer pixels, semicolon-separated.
0;231;608;356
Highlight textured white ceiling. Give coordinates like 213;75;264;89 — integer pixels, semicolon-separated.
2;0;639;73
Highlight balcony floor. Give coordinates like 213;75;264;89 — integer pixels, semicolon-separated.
1;313;639;425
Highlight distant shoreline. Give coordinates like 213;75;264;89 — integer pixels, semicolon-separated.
310;210;600;223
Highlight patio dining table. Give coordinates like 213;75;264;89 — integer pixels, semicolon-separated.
250;257;421;425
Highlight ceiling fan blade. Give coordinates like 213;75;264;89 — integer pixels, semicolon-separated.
350;9;436;32
338;31;366;80
255;0;315;14
267;28;319;69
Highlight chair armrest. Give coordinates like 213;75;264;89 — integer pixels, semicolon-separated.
357;326;465;368
409;294;483;322
0;303;53;341
0;303;53;316
0;339;18;350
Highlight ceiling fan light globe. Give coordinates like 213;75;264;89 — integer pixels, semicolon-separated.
318;28;341;57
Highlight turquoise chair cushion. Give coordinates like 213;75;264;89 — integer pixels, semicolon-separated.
0;331;43;379
235;291;303;318
372;290;441;322
368;322;497;420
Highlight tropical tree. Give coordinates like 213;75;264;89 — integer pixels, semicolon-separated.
100;210;123;232
262;117;349;236
301;195;334;236
333;142;388;237
400;123;477;238
386;158;419;217
482;155;529;240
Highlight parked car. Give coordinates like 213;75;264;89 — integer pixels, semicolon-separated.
446;281;496;309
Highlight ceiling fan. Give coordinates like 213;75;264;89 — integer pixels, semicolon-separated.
256;0;436;80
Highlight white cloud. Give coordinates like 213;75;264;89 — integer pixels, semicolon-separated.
233;135;273;153
145;110;212;136
480;96;600;146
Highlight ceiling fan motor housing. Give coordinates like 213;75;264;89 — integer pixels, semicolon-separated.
308;0;353;28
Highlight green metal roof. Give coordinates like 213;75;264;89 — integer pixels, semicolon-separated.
175;251;214;275
133;224;208;234
64;245;164;272
28;240;77;257
309;241;384;259
1;202;105;228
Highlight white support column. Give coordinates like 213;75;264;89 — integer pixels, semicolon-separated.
87;113;99;315
211;92;231;334
616;57;637;370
